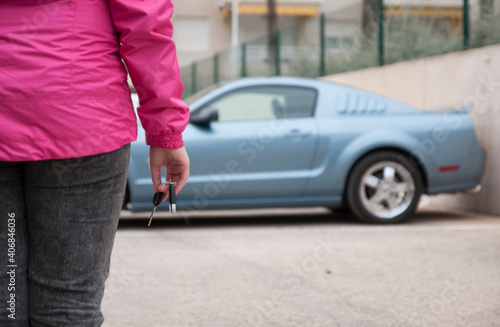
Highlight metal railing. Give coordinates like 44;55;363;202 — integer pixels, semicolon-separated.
180;1;500;99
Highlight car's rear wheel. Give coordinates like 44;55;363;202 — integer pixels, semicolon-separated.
346;151;423;224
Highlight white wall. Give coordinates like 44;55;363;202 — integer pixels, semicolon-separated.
322;44;500;216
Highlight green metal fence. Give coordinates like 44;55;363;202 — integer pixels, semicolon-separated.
180;1;500;99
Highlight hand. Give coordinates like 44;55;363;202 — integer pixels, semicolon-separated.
149;145;190;202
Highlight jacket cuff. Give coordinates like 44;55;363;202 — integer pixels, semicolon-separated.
146;133;184;149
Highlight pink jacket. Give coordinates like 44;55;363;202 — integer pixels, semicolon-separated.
0;0;189;162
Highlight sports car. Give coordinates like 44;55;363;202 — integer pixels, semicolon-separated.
125;77;485;223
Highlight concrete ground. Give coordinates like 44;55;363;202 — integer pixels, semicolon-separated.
101;207;500;327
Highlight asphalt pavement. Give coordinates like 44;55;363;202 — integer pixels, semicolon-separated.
101;207;500;327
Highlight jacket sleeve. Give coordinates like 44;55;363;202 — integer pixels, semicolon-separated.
109;0;189;149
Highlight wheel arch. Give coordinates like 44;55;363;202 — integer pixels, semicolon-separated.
343;147;428;203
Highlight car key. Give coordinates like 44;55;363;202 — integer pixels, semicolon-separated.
147;191;162;227
148;180;176;226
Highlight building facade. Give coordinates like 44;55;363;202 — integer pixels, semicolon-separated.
172;0;356;66
172;0;500;67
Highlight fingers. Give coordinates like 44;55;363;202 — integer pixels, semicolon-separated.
151;168;170;203
165;147;189;195
172;166;189;195
157;183;170;203
150;145;189;203
150;161;162;194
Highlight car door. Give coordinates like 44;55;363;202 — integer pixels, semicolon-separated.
181;85;319;204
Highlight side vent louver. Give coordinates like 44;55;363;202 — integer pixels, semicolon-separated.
336;92;386;115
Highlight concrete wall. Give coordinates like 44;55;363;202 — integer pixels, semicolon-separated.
322;44;500;216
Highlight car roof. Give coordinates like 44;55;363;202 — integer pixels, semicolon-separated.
219;76;331;88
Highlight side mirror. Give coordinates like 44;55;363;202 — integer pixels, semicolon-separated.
189;107;219;127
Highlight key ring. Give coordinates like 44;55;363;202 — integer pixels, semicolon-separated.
148;180;176;227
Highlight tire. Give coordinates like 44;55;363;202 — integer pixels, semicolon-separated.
346;151;423;224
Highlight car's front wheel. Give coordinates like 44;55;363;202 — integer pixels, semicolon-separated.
346;151;423;224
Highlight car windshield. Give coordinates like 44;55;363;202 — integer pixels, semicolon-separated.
183;83;224;106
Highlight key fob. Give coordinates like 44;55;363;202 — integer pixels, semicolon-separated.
153;191;163;207
169;182;176;214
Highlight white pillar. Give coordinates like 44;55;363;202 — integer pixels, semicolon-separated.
231;0;239;79
231;0;239;48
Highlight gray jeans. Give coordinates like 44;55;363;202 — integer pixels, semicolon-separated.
0;144;130;326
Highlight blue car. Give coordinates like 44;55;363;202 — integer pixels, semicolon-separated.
126;77;485;223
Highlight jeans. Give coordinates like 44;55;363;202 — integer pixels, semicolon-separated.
0;144;130;326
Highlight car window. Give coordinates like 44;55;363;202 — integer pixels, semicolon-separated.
204;86;317;122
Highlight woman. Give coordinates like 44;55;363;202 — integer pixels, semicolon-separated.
0;0;190;326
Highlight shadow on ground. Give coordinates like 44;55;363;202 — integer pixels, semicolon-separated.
117;207;476;230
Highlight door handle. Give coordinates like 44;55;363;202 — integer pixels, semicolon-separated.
285;129;312;138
